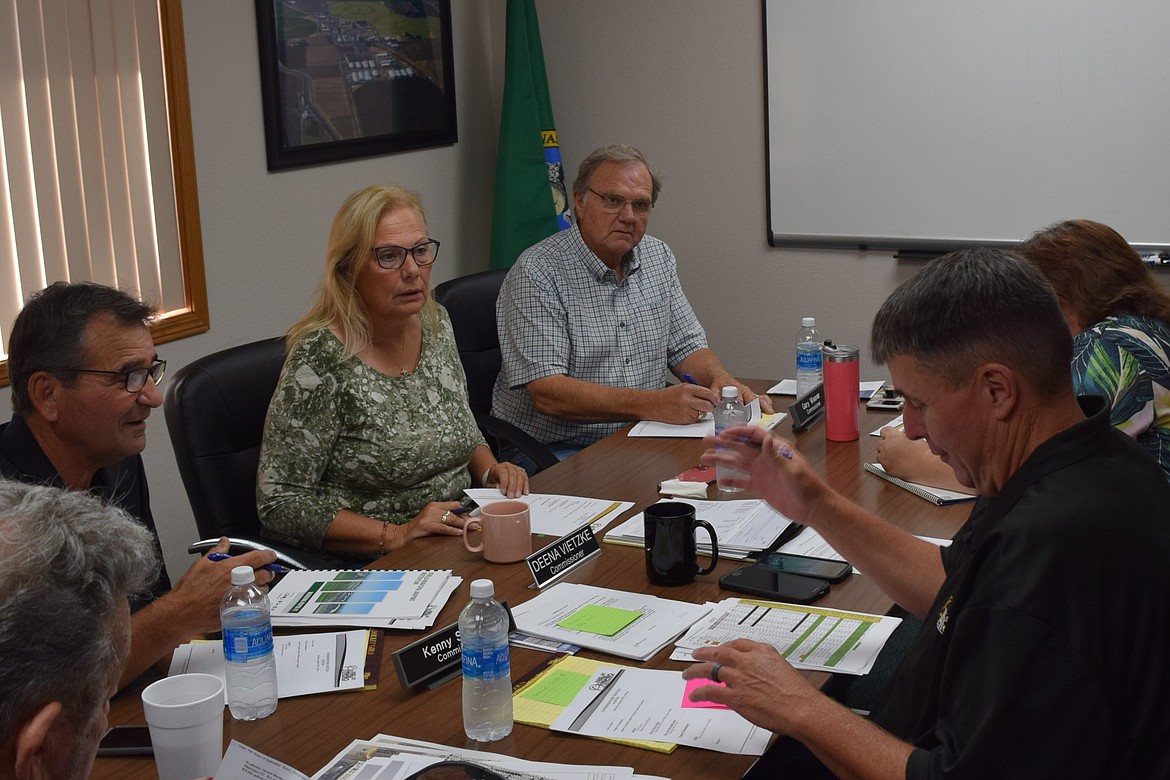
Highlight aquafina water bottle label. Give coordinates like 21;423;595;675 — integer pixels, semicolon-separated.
461;643;511;682
223;624;274;663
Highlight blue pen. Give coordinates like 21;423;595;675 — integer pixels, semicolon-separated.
207;552;288;574
682;373;699;385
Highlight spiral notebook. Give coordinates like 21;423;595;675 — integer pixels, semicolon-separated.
863;463;977;506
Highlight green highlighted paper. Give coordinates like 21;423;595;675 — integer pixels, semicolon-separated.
519;669;592;707
557;605;643;636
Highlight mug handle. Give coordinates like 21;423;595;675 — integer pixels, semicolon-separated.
463;519;484;553
693;519;719;575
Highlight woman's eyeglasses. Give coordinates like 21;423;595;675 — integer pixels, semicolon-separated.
372;239;441;270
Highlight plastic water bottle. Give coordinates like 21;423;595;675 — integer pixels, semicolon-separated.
713;385;751;492
460;579;513;741
221;566;278;720
796;317;823;398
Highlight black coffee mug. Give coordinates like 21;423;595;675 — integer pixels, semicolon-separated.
643;502;719;585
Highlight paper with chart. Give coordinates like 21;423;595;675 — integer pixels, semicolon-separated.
267;569;452;626
550;667;771;755
463;489;633;536
670;597;902;675
510;582;711;661
604;498;795;559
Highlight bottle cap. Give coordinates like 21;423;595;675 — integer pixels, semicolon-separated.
802;316;815;327
230;565;255;586
470;578;494;599
721;385;738;398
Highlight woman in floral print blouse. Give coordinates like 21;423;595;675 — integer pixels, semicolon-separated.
878;219;1170;489
256;185;528;556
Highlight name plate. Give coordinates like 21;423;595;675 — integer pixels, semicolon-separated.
788;384;825;431
391;601;514;690
526;524;601;589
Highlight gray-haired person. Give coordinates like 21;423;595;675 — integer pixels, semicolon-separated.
493;144;771;465
689;248;1170;778
0;480;157;779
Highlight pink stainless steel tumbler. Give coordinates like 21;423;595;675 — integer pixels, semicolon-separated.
823;344;860;441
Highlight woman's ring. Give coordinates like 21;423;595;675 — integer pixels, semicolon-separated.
710;662;724;683
441;510;451;525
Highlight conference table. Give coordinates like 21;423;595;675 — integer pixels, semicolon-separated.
93;384;972;779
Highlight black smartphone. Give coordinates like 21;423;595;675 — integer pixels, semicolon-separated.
753;552;852;583
719;566;830;604
96;725;153;756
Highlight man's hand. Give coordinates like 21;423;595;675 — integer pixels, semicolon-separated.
166;537;277;636
701;426;829;524
658;382;720;424
684;639;822;735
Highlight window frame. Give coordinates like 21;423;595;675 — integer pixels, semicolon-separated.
0;0;209;388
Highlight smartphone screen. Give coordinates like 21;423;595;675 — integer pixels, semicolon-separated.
96;725;153;756
719;566;830;604
754;552;852;583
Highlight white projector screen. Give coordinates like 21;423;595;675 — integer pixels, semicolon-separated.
764;0;1170;255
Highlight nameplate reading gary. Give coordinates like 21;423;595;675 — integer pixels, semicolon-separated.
527;523;601;589
788;384;825;431
391;601;514;690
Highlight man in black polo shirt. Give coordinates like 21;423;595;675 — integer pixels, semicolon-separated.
689;249;1170;778
1;281;275;690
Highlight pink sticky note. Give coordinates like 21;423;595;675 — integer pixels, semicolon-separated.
682;677;731;709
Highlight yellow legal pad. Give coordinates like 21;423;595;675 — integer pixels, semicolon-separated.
511;654;677;753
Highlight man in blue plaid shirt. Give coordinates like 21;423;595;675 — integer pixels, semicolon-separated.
493;145;770;460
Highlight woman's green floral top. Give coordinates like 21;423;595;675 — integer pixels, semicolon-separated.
1072;313;1170;482
256;308;485;550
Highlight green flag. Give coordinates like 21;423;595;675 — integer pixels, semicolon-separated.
489;0;571;270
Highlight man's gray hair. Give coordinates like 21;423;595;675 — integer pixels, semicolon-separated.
870;247;1073;397
572;144;663;204
0;480;158;739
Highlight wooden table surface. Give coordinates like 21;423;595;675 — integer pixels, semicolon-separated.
92;384;970;779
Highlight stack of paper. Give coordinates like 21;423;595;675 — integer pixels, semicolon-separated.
628;397;785;438
604;498;795;560
217;732;651;780
306;734;651;780
510;582;711;661
670;597;902;676
266;569;459;630
168;629;379;699
550;666;771;755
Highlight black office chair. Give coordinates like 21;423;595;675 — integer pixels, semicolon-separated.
164;336;330;570
434;268;558;473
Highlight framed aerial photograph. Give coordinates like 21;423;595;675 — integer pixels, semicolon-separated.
255;0;457;171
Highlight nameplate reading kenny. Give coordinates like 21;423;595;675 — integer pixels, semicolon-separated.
391;601;514;690
527;524;601;589
788;384;825;431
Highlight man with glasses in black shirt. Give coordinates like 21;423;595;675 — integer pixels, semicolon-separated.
0;281;275;690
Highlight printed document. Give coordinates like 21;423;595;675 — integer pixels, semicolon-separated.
671;598;902;676
170;630;370;700
511;582;711;661
550;667;771;755
628;397;785;437
267;569;452;626
605;498;794;559
464;489;633;536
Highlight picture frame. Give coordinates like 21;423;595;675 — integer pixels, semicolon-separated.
254;0;457;171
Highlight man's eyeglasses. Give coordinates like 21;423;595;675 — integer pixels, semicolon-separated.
587;187;653;215
62;360;167;393
372;239;441;270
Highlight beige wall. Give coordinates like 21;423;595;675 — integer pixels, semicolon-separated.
4;1;1165;580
